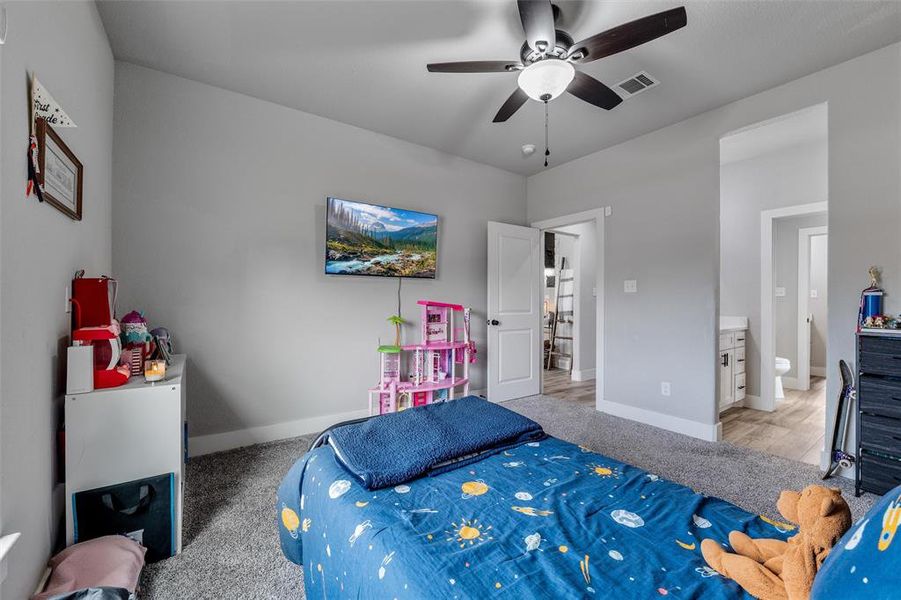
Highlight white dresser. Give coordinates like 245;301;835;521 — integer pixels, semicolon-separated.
65;355;186;551
719;319;747;413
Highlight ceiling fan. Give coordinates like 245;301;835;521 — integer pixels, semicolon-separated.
427;1;687;123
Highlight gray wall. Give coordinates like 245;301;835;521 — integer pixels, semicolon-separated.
774;214;828;380
111;63;525;441
720;140;828;396
527;42;901;442
0;3;114;597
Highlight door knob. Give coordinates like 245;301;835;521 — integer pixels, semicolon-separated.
487;319;500;326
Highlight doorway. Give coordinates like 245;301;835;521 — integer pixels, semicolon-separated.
486;209;605;408
541;225;597;404
718;104;829;465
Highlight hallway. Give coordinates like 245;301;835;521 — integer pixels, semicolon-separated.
721;377;827;465
543;369;595;405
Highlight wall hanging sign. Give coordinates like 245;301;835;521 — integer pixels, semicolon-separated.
31;76;77;128
36;118;83;220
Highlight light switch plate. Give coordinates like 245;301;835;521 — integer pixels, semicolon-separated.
624;280;637;294
604;206;613;217
775;287;786;297
661;382;671;396
810;289;818;298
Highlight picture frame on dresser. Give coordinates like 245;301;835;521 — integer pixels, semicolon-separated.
36;117;83;221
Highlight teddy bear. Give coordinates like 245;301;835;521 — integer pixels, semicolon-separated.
701;485;851;600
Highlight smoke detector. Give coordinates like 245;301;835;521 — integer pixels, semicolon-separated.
522;144;536;157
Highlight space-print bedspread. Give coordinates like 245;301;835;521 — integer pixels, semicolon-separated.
277;437;794;599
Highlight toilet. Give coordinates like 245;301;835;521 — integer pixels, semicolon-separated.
775;356;791;399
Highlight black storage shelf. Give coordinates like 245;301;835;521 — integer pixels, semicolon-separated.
856;332;901;497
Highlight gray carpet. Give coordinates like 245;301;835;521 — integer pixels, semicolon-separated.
140;395;875;599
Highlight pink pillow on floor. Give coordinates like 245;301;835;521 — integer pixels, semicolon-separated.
33;536;146;600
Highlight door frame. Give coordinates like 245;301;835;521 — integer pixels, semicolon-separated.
531;208;606;410
759;201;827;412
797;225;828;391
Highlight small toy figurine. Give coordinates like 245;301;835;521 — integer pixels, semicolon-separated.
121;311;153;346
387;315;404;349
859;266;886;330
868;265;881;288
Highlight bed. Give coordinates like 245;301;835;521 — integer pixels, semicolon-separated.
277;407;796;599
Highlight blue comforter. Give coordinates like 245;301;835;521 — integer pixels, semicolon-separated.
277;437;794;598
327;397;546;489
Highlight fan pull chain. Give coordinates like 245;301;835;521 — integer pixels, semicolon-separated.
544;100;550;168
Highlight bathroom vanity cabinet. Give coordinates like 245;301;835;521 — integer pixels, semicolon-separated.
719;327;747;413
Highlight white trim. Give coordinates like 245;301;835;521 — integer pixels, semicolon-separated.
782;376;801;391
760;202;827;414
189;408;369;456
811;366;827;378
797;226;828;391
532;208;606;412
742;394;767;411
0;533;21;584
599;399;720;442
572;368;596;382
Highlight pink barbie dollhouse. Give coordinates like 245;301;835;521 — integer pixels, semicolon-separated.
369;300;476;415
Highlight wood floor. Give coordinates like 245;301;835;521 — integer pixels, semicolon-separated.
721;377;827;466
543;368;595;404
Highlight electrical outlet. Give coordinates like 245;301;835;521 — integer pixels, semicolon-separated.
775;287;786;298
661;382;671;396
810;289;818;298
624;280;637;294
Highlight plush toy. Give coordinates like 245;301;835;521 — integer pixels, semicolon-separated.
701;485;851;600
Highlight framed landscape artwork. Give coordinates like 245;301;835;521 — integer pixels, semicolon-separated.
325;197;438;278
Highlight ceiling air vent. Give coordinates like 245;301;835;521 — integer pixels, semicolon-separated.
616;71;658;98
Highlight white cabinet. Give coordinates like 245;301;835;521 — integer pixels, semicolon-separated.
65;355;186;551
719;331;746;412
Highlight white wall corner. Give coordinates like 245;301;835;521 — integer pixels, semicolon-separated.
572;368;596;382
811;366;827;378
598;400;720;442
782;376;802;391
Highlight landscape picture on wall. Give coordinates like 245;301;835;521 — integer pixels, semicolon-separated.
325;197;438;278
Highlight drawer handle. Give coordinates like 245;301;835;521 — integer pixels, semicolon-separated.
737;359;745;363
738;385;746;390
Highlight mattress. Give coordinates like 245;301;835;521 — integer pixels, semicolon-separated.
277;436;794;599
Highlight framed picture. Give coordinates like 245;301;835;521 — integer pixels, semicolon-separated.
36;118;83;221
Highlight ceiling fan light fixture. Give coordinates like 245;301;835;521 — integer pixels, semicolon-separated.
517;59;574;102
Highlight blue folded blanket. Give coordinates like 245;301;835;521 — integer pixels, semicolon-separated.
326;396;546;490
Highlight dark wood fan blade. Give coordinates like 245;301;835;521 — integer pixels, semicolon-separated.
567;71;622;110
427;61;522;73
518;0;556;52
493;88;529;122
567;6;687;64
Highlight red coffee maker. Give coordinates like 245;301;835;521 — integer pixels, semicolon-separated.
70;275;129;388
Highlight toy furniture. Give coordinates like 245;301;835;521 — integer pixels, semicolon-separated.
369;300;475;415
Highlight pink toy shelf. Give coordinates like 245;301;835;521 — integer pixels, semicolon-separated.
369;300;476;415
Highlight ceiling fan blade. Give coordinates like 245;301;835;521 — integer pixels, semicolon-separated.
567;6;687;64
567;71;623;110
517;0;556;52
427;61;522;73
493;88;529;123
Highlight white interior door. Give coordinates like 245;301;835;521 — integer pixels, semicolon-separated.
487;222;541;402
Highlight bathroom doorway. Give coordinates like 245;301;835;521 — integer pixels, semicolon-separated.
718;104;829;466
536;219;599;405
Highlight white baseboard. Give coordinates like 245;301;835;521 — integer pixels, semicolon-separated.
782;376;801;391
811;366;827;378
572;368;596;382
598;399;720;442
189;408;369;457
742;394;774;411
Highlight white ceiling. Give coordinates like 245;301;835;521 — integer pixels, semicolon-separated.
96;1;901;176
720;103;827;165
